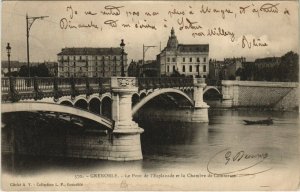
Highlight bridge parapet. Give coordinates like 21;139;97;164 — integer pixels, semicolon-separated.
1;77;111;102
137;77;194;90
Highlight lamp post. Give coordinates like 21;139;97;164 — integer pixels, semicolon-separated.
120;39;125;77
6;43;11;77
26;14;49;77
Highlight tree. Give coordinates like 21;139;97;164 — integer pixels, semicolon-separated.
18;65;29;77
18;64;51;77
279;51;299;82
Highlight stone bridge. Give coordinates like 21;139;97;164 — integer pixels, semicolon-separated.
2;76;214;161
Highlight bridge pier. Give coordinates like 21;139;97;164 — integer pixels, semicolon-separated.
221;81;234;108
191;78;209;123
110;77;143;161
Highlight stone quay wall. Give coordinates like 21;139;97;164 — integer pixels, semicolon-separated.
222;80;299;111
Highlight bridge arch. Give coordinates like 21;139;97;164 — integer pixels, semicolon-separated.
132;88;194;115
73;96;88;104
100;92;112;102
146;89;153;95
1;102;114;129
203;86;221;95
132;93;140;107
74;99;88;110
101;96;112;118
58;98;74;105
60;100;73;106
87;94;101;103
140;92;147;100
89;97;101;114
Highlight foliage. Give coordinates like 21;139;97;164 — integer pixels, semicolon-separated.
238;51;299;82
18;64;52;77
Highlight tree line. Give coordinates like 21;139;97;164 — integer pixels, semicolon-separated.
5;64;53;77
236;51;299;82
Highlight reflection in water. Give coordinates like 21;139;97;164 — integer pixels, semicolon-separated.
1;109;299;175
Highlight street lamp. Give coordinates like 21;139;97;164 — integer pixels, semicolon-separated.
120;39;125;77
6;43;11;77
26;14;49;77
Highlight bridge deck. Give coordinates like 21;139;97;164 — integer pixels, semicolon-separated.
1;102;114;129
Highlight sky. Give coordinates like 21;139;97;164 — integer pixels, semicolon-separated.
1;1;299;63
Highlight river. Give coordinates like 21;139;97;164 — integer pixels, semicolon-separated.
1;109;299;190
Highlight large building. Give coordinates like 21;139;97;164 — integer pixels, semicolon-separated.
209;57;245;83
57;47;128;77
128;60;159;77
254;57;280;68
157;28;209;77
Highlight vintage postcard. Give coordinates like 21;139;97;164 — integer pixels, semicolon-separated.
1;0;299;191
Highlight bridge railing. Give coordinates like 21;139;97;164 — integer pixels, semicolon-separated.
1;77;113;102
2;76;195;102
1;78;10;93
137;77;194;90
36;77;55;91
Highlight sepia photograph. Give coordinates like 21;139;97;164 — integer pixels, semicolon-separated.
1;0;299;190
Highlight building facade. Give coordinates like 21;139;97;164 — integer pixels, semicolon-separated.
157;28;209;77
209;57;245;83
57;47;128;77
254;57;280;68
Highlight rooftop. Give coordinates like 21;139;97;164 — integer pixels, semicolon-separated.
255;57;280;63
57;47;127;56
177;44;209;52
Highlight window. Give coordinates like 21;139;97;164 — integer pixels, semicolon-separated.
73;62;75;67
189;65;192;72
80;56;82;60
203;57;206;62
167;57;170;62
167;65;169;72
173;65;176;72
203;65;207;72
203;75;206;78
196;65;199;72
80;67;82;71
183;57;185;62
182;65;185;72
96;67;98;71
172;57;176;62
190;57;192;62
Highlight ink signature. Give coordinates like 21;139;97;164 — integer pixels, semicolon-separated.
207;148;272;176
